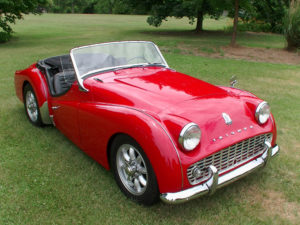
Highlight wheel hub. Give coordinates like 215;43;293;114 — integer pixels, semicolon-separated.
125;163;137;176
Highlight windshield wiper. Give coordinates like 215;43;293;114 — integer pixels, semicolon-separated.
82;63;166;78
145;62;166;67
81;64;146;78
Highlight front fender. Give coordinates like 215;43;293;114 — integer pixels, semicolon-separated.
78;103;183;193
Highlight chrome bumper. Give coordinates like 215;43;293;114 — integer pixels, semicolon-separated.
160;142;279;204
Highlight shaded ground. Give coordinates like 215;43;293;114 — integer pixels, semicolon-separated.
174;44;300;65
143;29;299;65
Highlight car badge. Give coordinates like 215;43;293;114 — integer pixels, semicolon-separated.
222;113;232;125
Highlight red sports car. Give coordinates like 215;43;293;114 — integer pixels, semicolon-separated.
14;41;279;205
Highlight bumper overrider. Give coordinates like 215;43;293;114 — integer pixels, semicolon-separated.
160;141;280;204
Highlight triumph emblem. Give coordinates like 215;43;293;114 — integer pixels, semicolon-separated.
222;113;232;125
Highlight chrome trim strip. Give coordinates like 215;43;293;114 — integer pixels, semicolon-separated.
50;115;55;126
70;51;89;92
160;144;279;204
153;43;169;67
40;101;52;125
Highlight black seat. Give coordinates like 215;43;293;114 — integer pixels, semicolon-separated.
37;54;76;96
53;70;76;95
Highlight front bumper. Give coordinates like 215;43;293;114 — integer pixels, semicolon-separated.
160;142;279;204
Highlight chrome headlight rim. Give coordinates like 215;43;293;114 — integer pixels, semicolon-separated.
255;101;270;125
179;122;201;151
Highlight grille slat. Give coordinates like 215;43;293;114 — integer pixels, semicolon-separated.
187;133;272;185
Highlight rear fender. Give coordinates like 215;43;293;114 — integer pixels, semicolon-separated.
14;64;52;124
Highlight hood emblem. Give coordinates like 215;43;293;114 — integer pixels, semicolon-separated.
222;113;232;125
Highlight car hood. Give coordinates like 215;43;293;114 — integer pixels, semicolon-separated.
89;66;262;128
89;67;228;114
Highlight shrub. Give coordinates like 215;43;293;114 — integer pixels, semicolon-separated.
284;3;300;50
224;21;272;33
0;32;11;43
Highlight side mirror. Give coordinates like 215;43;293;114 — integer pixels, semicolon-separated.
230;75;238;88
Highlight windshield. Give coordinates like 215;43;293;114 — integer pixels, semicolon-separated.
70;41;168;78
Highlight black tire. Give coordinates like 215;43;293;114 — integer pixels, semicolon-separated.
110;134;159;205
23;84;43;127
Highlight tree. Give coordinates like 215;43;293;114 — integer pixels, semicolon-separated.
238;0;290;33
50;0;94;13
226;0;253;46
0;0;51;42
93;0;115;14
129;0;224;33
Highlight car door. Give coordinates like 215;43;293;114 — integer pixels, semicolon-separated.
51;82;91;147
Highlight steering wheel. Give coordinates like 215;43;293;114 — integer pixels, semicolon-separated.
127;56;150;64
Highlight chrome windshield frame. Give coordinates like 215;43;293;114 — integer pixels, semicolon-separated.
70;41;169;92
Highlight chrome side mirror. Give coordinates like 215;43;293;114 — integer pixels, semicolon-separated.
230;75;238;88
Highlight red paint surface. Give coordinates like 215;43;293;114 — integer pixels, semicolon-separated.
15;65;277;193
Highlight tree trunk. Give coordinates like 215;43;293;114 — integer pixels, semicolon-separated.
291;0;295;7
230;0;239;46
109;0;115;14
195;10;203;33
72;0;74;14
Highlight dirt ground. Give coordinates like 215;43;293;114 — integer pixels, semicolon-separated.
177;45;300;65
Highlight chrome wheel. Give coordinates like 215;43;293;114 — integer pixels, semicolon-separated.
25;90;38;122
116;144;148;196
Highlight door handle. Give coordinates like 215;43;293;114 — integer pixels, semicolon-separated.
52;106;61;110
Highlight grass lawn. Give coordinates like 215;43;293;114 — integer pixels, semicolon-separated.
0;14;300;225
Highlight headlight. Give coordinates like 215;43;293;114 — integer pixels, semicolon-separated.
179;123;201;151
255;101;271;124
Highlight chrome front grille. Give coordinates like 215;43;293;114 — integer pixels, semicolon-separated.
187;133;272;185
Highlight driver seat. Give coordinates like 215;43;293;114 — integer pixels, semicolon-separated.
53;70;76;96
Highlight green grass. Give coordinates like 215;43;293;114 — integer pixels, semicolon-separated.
1;14;300;225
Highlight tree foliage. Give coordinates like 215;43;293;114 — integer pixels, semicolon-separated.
238;0;290;33
49;0;142;15
51;0;94;13
94;0;131;14
143;0;225;32
0;0;50;41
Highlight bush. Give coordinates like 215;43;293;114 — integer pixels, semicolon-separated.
224;21;273;33
238;22;272;33
0;32;11;43
284;3;300;50
237;0;289;34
